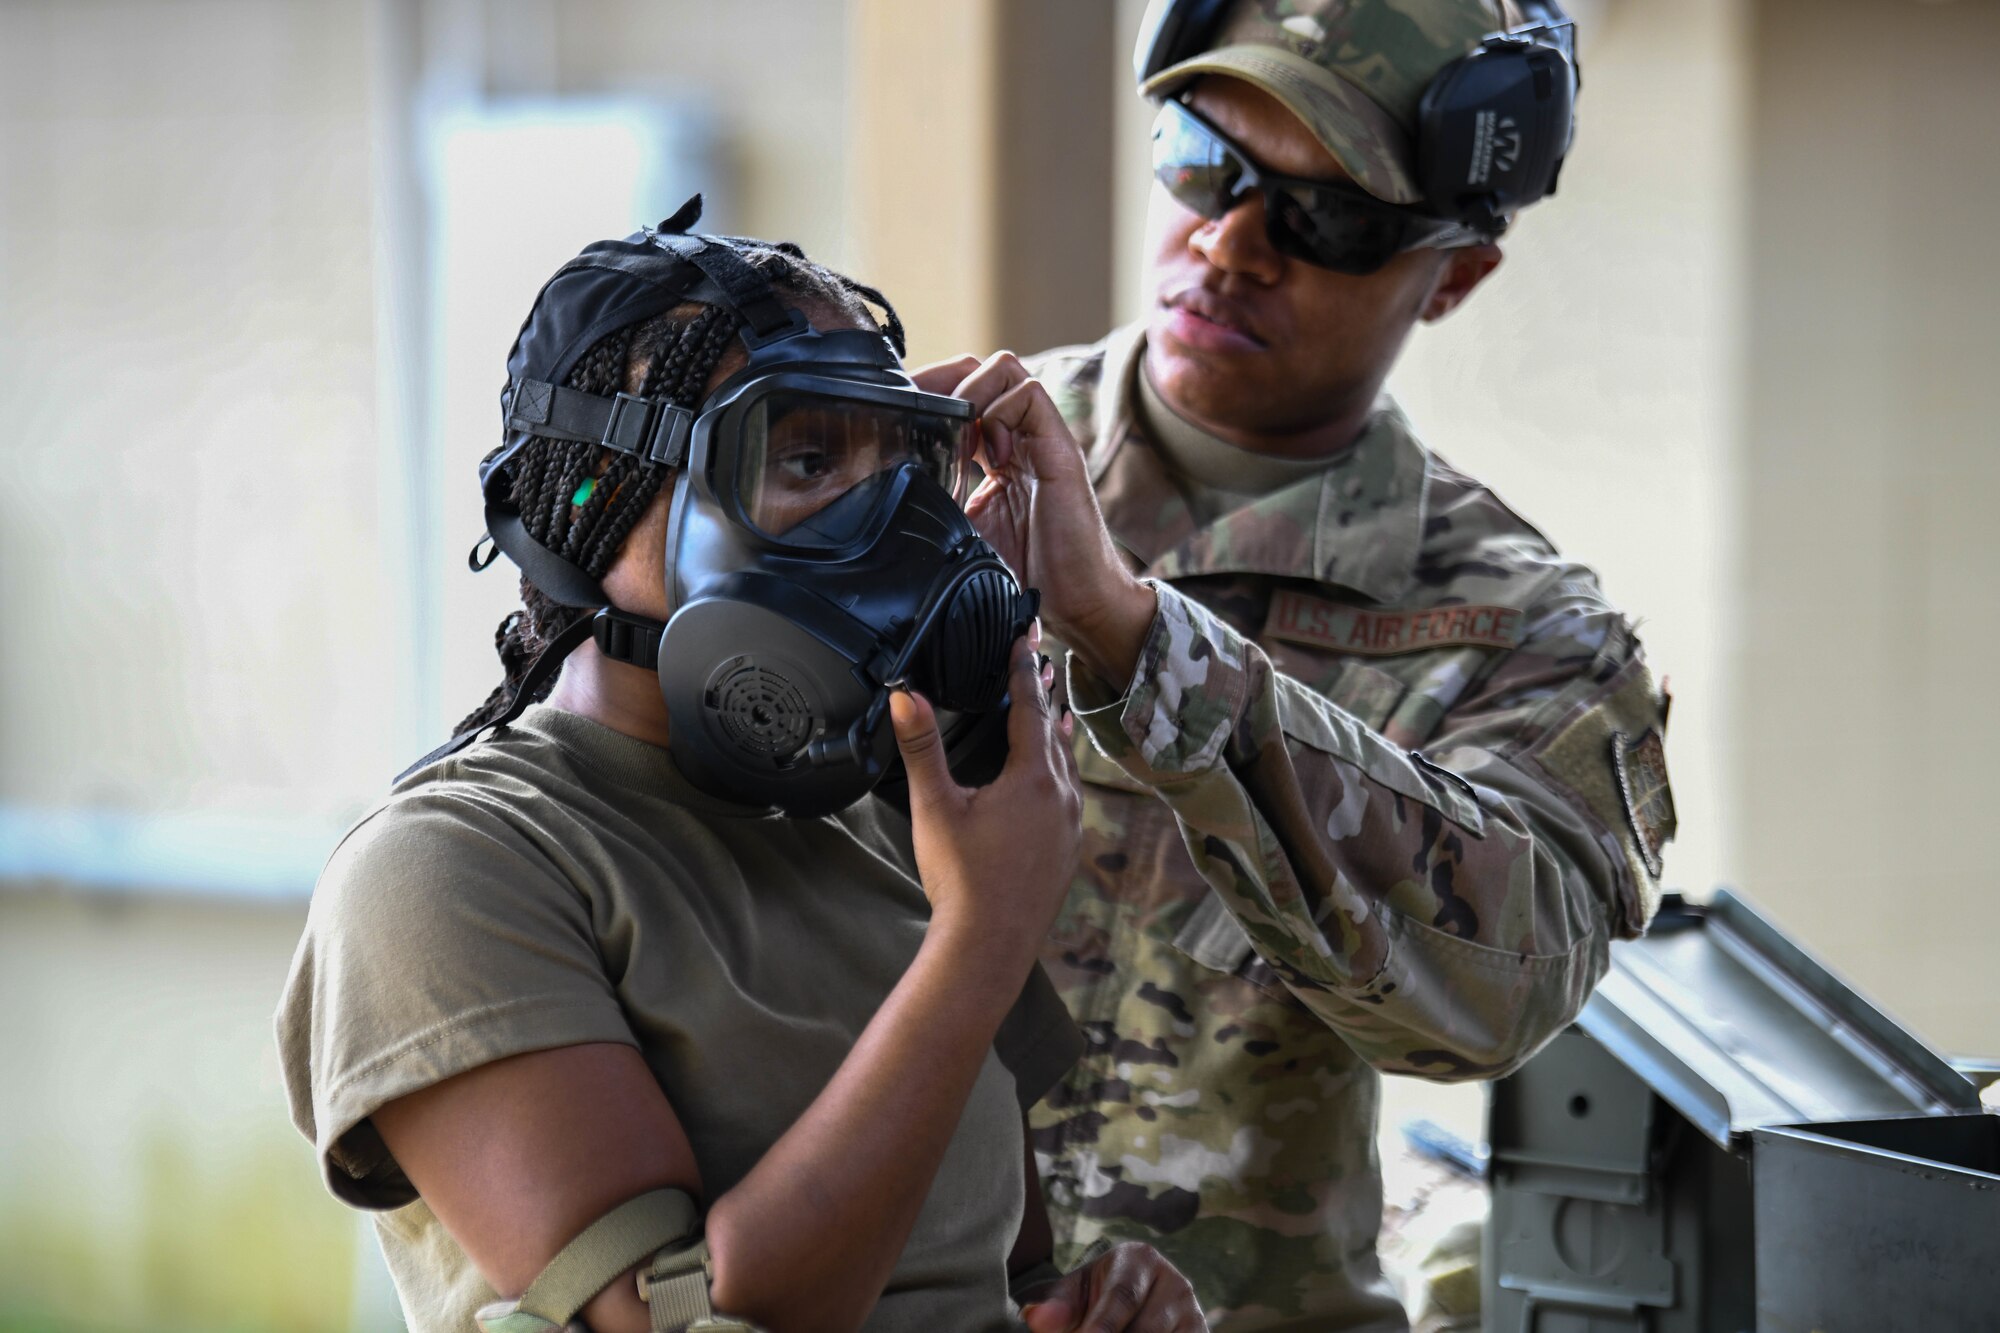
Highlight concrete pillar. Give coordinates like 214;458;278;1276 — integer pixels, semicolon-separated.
849;0;1114;364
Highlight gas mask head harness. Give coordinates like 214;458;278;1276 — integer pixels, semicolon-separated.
416;198;1038;816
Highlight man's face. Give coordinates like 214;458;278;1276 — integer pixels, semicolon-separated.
1143;77;1497;449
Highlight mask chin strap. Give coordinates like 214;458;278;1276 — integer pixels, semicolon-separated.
405;468;620;780
592;606;668;671
394;614;595;781
394;600;673;783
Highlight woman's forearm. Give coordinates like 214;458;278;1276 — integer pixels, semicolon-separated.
702;918;1038;1332
379;923;1042;1333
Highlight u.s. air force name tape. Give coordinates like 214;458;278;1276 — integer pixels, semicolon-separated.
1264;590;1526;656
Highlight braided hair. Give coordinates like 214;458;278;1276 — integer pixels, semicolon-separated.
455;239;910;735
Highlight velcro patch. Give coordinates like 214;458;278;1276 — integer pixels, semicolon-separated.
1612;728;1676;879
1265;590;1526;656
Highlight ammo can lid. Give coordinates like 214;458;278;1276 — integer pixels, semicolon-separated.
1575;890;1984;1150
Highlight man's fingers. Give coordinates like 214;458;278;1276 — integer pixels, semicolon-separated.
964;472;1001;520
1025;1247;1198;1333
909;354;982;397
981;379;1086;485
888;689;957;807
970;415;1003;475
955;352;1037;470
965;471;1020;561
952;350;1033;413
983;378;1077;448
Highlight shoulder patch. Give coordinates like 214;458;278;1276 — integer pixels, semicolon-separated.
1611;728;1676;879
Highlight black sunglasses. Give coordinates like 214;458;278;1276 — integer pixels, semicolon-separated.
1150;98;1479;276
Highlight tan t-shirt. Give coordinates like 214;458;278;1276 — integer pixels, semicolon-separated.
1132;354;1333;523
275;705;1081;1333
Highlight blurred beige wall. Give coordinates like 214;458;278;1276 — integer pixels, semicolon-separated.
1738;0;2000;1055
851;0;1001;362
1388;0;1750;907
5;1;2000;1330
546;0;853;268
849;0;1115;366
0;0;401;825
0;8;414;1328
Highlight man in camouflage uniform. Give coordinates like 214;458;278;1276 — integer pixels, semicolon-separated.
978;1;1678;1328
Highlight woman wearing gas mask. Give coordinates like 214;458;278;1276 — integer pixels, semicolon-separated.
275;201;1204;1333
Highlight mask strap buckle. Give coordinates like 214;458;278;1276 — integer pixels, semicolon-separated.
593;606;667;671
735;306;812;351
606;392;694;468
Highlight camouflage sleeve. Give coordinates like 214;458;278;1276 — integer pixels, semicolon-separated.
1065;580;1673;1080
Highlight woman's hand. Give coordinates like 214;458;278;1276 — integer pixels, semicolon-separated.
889;630;1081;969
1020;1241;1207;1333
912;353;1158;687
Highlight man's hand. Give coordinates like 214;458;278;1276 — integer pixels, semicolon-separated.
1019;1241;1206;1333
911;354;1158;687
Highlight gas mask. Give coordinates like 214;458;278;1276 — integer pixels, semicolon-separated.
419;198;1037;817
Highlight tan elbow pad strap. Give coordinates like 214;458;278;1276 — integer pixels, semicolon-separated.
474;1187;762;1333
636;1239;758;1332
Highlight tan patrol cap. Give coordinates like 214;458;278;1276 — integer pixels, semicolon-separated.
1140;0;1527;206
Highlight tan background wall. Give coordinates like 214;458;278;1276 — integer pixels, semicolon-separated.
1737;0;2000;1054
850;0;1116;366
0;890;371;1330
850;0;1002;362
0;0;396;825
546;0;854;268
4;1;1998;1329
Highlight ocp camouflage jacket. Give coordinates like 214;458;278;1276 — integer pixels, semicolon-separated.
1026;326;1674;1332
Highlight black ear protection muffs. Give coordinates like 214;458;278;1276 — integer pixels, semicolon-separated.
1412;2;1577;233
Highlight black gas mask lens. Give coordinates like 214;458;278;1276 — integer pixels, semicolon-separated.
735;390;970;544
